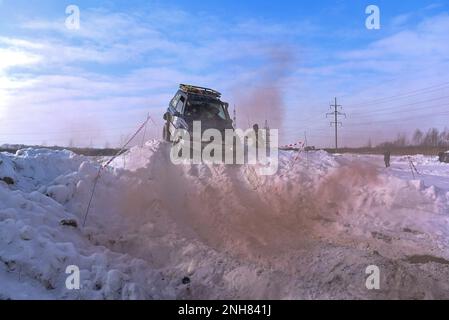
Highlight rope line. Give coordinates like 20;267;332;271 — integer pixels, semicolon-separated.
82;115;151;227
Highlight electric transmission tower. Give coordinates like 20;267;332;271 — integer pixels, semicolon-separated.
326;97;346;152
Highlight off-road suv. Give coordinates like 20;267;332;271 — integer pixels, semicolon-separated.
162;84;233;142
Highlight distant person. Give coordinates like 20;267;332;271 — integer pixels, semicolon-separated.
384;150;391;168
438;151;445;163
253;123;259;160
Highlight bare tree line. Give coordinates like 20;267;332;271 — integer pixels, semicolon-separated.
378;128;449;148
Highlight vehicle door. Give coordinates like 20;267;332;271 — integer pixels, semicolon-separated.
174;95;188;131
168;93;186;136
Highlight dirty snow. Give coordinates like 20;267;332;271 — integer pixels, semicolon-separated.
1;141;449;299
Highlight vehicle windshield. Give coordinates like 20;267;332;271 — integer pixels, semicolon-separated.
184;96;229;121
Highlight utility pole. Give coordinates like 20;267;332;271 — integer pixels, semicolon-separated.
326;97;346;152
264;119;270;144
264;120;270;156
233;105;237;128
304;131;309;166
304;131;308;148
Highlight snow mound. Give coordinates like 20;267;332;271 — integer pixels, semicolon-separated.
0;148;85;192
2;142;449;299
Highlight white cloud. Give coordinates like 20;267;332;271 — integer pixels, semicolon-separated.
0;48;41;73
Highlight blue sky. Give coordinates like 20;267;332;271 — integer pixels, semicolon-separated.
1;0;449;147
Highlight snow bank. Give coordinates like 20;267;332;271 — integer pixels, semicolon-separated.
0;149;84;192
1;142;449;299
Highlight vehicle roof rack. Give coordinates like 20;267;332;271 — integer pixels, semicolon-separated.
179;84;221;98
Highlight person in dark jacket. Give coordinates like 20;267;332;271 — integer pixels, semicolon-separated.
438;151;445;163
384;150;391;168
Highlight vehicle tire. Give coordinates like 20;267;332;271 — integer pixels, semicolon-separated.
163;122;171;142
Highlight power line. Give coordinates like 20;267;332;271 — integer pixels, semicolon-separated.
296;82;449;135
349;109;449;126
345;81;449;108
338;74;449;100
350;95;449;117
350;102;449;122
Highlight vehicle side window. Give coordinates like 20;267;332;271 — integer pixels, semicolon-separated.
217;104;227;119
176;96;185;113
171;93;180;108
